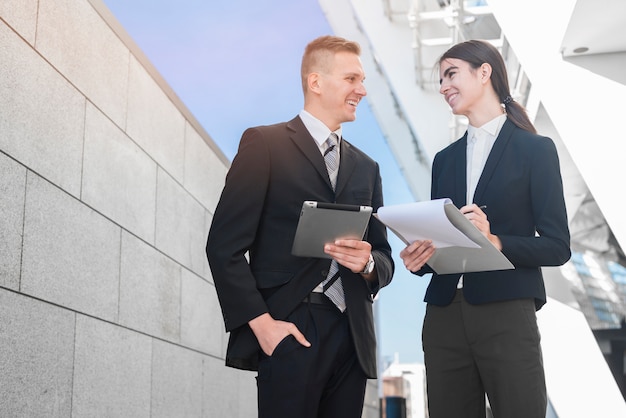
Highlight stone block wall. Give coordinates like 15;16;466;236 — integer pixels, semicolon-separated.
0;0;256;416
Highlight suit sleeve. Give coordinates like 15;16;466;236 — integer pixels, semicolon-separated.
498;137;571;267
409;151;440;277
369;162;394;294
206;128;270;332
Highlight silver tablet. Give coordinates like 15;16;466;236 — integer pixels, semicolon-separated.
291;201;373;259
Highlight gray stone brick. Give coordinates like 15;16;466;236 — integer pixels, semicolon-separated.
183;123;228;212
202;356;240;417
0;0;38;45
72;315;152;417
180;270;223;356
119;231;181;342
82;103;157;243
36;0;129;128
155;168;207;276
127;56;186;182
236;368;258;418
0;153;26;290
0;23;85;197
0;290;74;417
200;208;213;282
21;174;121;321
151;339;203;418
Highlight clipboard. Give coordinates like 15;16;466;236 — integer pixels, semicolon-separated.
291;201;372;259
376;198;514;274
426;206;515;274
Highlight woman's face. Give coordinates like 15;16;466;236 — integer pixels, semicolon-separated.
439;58;484;117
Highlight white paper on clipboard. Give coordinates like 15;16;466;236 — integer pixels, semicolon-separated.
375;198;514;274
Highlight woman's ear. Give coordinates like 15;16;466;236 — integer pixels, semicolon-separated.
480;63;492;83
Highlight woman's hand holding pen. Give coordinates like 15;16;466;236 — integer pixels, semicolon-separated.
460;204;502;250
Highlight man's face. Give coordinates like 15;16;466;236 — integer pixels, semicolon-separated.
317;51;367;130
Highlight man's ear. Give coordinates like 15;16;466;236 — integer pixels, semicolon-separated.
308;72;322;93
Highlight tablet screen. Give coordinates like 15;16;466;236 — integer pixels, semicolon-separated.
291;201;373;259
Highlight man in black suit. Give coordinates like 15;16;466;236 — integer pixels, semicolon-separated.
206;35;393;418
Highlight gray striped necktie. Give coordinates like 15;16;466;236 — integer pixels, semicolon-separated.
321;133;345;312
324;133;339;189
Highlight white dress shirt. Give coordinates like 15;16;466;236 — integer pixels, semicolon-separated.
459;113;507;288
299;109;342;161
466;114;507;205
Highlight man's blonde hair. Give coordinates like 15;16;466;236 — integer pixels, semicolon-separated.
301;35;361;93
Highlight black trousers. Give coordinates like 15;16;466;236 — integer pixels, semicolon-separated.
256;298;367;418
422;290;546;418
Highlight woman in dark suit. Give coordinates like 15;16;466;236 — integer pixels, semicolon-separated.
401;40;571;418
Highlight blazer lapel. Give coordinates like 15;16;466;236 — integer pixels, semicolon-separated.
287;117;334;190
455;133;469;206
335;139;357;197
473;119;515;204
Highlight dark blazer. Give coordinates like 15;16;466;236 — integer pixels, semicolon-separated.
420;119;570;310
206;115;393;377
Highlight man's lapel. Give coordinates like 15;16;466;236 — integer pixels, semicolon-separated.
335;139;357;197
287;117;334;191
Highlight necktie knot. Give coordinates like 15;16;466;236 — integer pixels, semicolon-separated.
324;133;339;190
324;133;338;155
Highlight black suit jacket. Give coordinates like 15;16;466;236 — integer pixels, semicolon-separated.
206;116;393;377
420;119;570;310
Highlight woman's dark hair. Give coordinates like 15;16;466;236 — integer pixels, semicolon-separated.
439;39;536;134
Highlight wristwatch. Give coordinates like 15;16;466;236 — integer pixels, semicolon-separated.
360;254;375;275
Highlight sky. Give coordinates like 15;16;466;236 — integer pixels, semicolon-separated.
102;0;431;365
